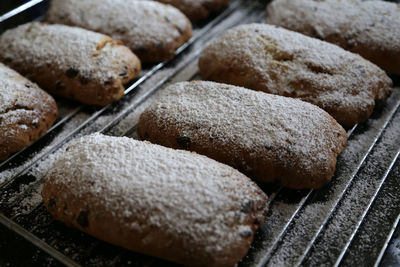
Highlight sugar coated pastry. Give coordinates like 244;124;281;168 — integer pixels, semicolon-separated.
137;81;347;189
46;0;192;62
42;133;268;267
266;0;400;75
198;23;392;128
0;63;58;161
149;0;230;21
0;22;141;106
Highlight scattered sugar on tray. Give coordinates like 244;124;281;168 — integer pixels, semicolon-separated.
11;183;43;216
348;182;400;264
111;102;151;137
348;197;395;255
304;147;400;265
105;67;177;137
111;92;165;137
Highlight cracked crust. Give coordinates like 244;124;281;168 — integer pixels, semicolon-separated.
199;24;392;128
152;0;230;21
0;22;141;106
0;63;58;161
266;0;400;75
46;0;193;62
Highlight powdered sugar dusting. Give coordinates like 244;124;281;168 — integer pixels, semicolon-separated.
0;62;55;141
44;133;267;261
266;0;400;53
140;81;346;181
0;63;39;120
10;183;44;216
199;23;392;126
0;22;131;83
46;0;189;51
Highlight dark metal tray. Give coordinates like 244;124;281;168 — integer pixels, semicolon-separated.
0;0;399;266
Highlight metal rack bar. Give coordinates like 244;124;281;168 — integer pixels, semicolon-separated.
0;0;45;23
0;213;80;266
334;150;400;266
375;213;400;266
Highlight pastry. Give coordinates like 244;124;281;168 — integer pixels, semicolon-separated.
150;0;230;21
0;22;141;106
0;63;58;160
265;0;400;75
137;81;347;189
46;0;193;62
42;133;268;267
198;23;392;128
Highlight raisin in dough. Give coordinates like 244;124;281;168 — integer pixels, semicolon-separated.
198;24;392;128
266;0;400;75
46;0;192;62
42;133;268;267
137;81;347;189
152;0;230;21
0;63;58;161
0;22;141;106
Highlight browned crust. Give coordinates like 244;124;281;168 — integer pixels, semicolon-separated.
155;0;230;21
43;41;141;106
0;31;141;106
0;74;58;161
131;20;192;62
